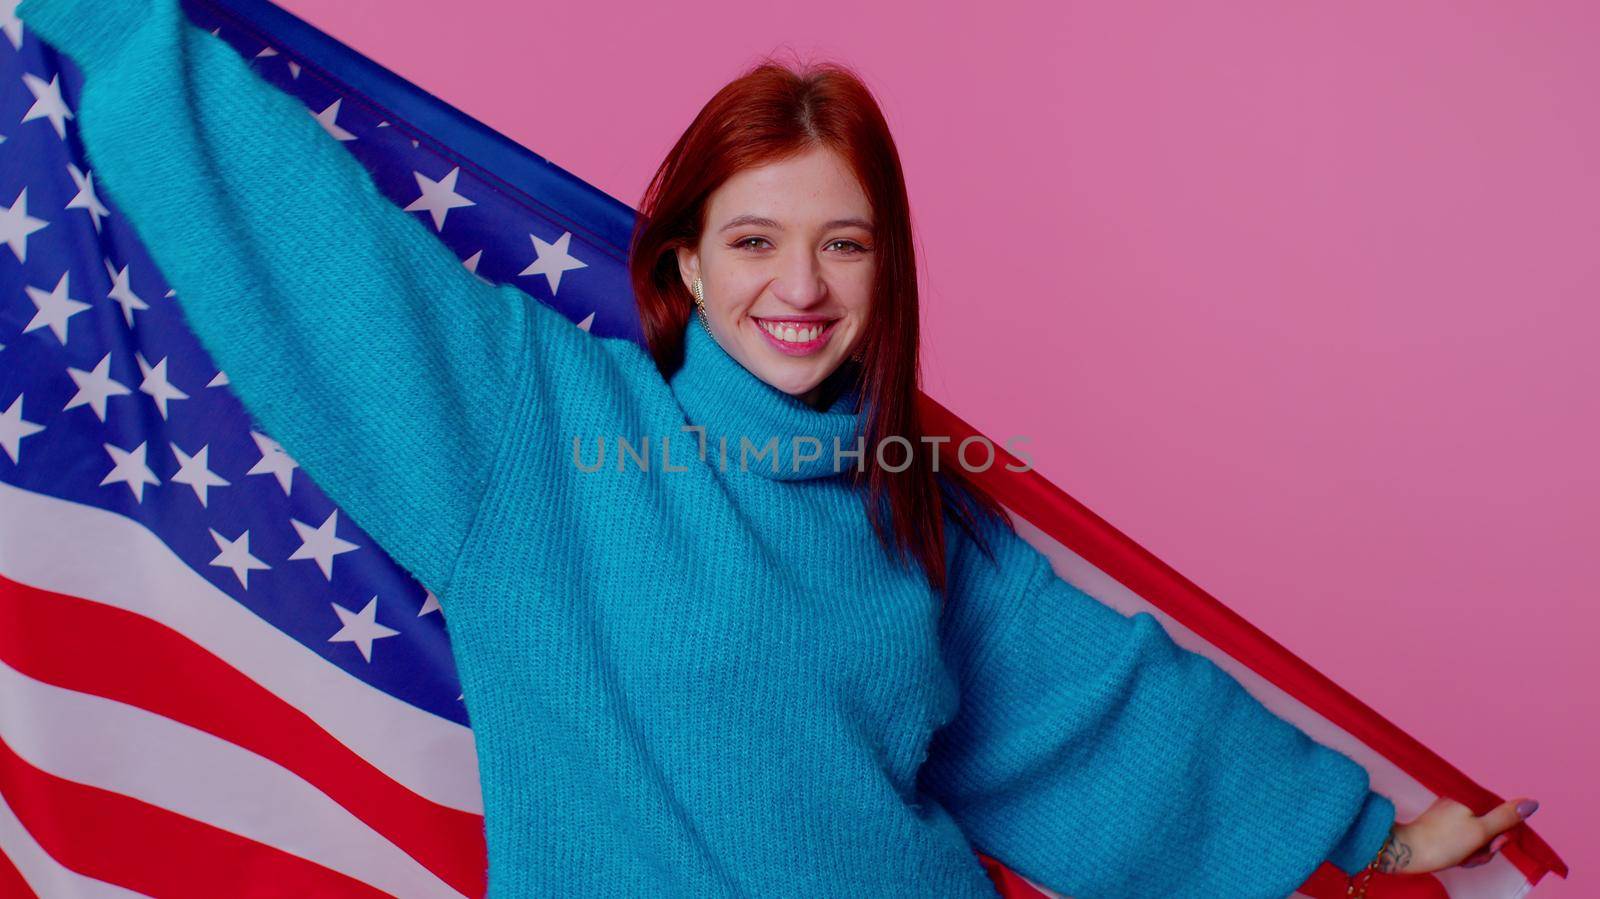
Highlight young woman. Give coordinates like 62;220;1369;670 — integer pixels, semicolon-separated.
18;0;1532;894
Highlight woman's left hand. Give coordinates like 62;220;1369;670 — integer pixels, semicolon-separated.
1379;795;1539;874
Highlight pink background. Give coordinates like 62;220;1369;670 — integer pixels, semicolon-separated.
278;0;1594;886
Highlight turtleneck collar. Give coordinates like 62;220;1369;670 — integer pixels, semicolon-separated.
668;321;866;481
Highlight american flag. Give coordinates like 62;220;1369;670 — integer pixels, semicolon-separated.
0;0;1566;896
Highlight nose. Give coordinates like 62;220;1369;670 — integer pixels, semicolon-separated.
769;246;828;309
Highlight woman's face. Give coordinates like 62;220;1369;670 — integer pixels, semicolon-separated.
677;146;875;401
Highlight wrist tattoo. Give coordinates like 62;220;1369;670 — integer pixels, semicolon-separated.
1375;827;1413;874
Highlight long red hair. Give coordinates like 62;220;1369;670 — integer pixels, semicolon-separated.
628;55;1010;594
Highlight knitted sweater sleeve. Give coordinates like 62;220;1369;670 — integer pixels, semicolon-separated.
923;510;1397;898
17;0;609;598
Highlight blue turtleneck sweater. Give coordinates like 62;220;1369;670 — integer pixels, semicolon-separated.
18;0;1397;895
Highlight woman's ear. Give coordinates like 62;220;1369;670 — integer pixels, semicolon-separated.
675;245;699;294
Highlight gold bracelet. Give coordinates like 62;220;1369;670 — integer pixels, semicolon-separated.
1346;829;1391;899
1345;856;1378;898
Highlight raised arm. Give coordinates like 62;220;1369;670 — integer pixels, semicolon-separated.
924;508;1396;898
18;0;611;597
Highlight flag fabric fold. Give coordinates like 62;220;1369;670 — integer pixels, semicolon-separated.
0;0;1566;896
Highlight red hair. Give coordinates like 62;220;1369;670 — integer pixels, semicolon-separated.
628;55;1010;594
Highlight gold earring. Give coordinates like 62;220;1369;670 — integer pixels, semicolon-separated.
690;277;716;339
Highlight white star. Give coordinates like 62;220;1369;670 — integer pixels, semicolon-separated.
246;430;298;495
462;249;494;286
3;0;24;51
65;163;109;232
207;369;230;387
208;527;271;590
0;394;46;465
576;311;595;332
99;440;160;502
169;441;229;507
21;71;73;140
518;230;587;295
104;260;150;327
328;595;399;663
254;45;278;59
404;166;475;232
288;509;359;580
288;61;301;79
63;353;131;422
309;98;356;142
136;351;189;419
418;589;441;616
1;186;49;263
23;270;90;345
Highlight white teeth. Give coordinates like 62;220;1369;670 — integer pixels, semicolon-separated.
761;321;825;343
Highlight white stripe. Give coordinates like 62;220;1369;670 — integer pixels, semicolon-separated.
1434;858;1540;898
0;654;465;899
1010;511;1534;898
0;480;481;814
0;790;152;899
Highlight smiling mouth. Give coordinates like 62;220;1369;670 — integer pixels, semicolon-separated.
749;317;843;357
754;318;839;344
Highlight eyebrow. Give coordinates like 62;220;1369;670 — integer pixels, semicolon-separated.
717;214;875;234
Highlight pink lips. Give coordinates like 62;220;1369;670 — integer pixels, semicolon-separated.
753;318;839;357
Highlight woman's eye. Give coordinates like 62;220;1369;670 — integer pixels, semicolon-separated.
733;237;869;253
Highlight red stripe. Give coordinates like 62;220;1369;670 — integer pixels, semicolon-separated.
917;394;1568;891
978;852;1047;898
0;728;394;898
0;572;486;897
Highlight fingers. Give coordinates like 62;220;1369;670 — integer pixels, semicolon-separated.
1461;833;1511;869
1456;796;1538;870
1479;797;1538;836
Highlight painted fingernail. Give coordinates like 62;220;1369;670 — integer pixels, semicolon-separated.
1490;834;1510;853
1516;799;1540;818
1461;853;1491;869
